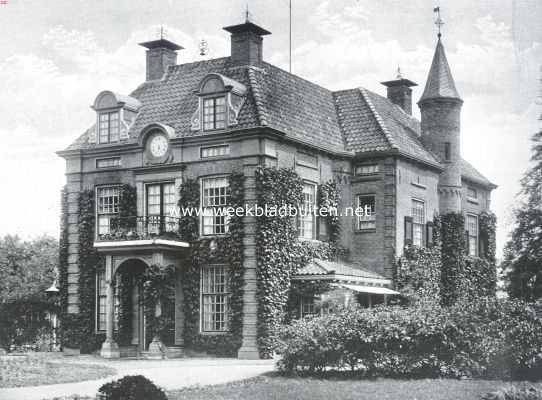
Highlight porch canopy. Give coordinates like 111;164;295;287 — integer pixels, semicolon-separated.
292;258;398;295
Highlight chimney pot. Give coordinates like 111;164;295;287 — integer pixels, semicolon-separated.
223;21;271;66
381;78;418;115
139;38;183;81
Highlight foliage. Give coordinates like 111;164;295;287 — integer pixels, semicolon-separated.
503;130;542;301
277;298;542;380
255;167;304;358
143;264;176;346
98;375;168;400
482;386;542;400
318;180;341;243
394;244;441;305
462;256;497;299
180;172;245;356
0;234;58;349
479;211;497;264
177;178;200;242
439;212;466;306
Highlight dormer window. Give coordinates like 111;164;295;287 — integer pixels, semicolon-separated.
90;91;142;145
99;111;120;143
203;97;226;130
191;73;247;132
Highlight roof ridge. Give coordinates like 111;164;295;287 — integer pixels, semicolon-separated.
358;87;398;150
246;67;268;126
168;56;230;71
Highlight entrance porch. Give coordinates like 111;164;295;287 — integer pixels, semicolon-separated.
95;237;189;359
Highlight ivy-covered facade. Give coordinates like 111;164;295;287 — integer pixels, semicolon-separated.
57;20;497;359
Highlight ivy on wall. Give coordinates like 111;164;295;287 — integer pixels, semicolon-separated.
318;181;341;243
143;264;176;346
255;167;303;358
440;212;466;306
180;172;245;356
479;211;497;265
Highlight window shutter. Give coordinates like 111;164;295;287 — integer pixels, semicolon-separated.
404;216;413;246
317;217;329;242
479;233;486;259
426;222;434;248
465;230;470;255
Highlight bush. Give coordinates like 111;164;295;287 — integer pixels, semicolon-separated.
98;375;168;400
277;298;542;379
482;386;542;400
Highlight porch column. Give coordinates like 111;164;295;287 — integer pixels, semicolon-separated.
100;255;120;358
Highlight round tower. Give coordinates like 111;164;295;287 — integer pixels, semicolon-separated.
418;37;463;214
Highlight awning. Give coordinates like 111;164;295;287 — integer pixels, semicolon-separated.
339;283;400;295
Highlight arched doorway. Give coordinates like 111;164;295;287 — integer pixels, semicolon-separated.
114;259;147;354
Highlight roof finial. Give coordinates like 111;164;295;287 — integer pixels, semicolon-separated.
199;38;209;56
157;25;168;41
434;6;444;39
244;2;251;23
396;66;403;79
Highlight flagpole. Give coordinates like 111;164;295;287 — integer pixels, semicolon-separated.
289;0;292;73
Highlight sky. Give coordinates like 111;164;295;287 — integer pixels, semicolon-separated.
0;0;540;259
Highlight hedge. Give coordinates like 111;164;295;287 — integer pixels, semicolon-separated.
277;298;542;380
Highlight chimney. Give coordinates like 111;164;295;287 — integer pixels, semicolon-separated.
223;21;271;65
139;38;183;81
381;72;418;115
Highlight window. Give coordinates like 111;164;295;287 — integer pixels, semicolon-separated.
300;297;316;318
202;177;230;235
96;271;119;332
146;182;176;233
97;186;120;236
357;195;376;230
355;164;379;176
201;145;230;158
467;214;479;256
298;183;317;239
99;111;120;144
467;187;478;199
201;265;229;332
411;199;426;247
444;142;451;161
203;97;226;130
96;157;121;169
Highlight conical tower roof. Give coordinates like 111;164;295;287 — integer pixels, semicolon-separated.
419;38;461;103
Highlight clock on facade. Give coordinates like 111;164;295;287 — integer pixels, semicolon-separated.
145;132;171;164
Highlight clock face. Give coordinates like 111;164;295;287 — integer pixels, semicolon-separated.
149;134;168;158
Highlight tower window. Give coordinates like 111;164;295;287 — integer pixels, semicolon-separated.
444;142;451;161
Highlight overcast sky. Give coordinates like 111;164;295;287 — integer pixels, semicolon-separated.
0;0;540;258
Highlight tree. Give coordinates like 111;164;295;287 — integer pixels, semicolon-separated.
502;130;542;301
0;234;58;304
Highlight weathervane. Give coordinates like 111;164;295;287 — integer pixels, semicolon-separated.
244;2;252;23
434;6;444;38
396;66;403;79
199;38;209;56
157;25;168;40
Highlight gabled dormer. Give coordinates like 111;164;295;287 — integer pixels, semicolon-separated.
190;73;247;132
89;91;142;144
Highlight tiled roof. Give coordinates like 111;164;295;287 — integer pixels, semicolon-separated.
295;259;386;281
61;55;494;189
461;159;497;188
419;39;461;102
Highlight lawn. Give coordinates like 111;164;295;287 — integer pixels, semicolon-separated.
0;354;116;388
168;374;540;400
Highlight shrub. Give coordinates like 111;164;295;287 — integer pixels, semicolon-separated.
98;375;168;400
277;299;542;379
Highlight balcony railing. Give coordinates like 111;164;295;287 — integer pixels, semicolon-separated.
96;215;183;242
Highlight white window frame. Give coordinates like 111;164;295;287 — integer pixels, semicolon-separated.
357;194;376;230
411;198;426;247
467;214;479;257
202;96;227;131
298;182;317;240
201;176;230;236
145;181;177;233
200;264;230;333
355;164;379;176
98;110;120;144
200;144;230;159
300;296;316;318
96;185;121;237
96;157;121;169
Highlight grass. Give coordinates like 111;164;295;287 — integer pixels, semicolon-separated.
0;353;116;388
168;374;542;400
